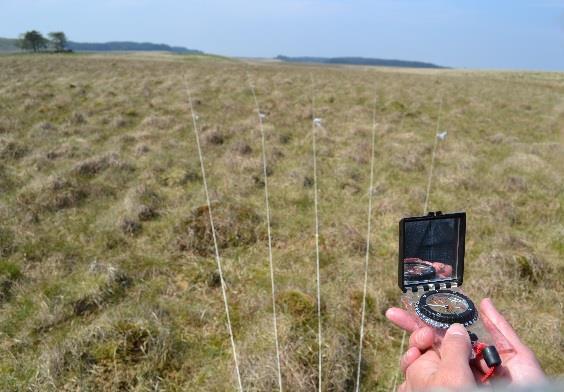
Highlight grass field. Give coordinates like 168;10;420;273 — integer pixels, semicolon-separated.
0;53;562;391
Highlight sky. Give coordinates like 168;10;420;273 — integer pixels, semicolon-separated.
1;0;563;71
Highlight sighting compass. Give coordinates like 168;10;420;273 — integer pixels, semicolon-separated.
398;211;506;382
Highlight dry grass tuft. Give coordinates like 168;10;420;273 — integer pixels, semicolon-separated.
111;115;129;129
0;139;28;160
69;111;87;125
30;121;57;136
135;143;150;155
160;167;201;186
38;312;183;390
72;265;132;317
277;290;317;326
232;140;253;155
204;128;225;145
140;114;174;130
0;118;20;134
123;184;161;222
119;217;142;236
0;164;16;191
0;260;22;302
0;227;15;257
512;254;551;285
176;202;264;256
18;176;89;212
71;153;132;177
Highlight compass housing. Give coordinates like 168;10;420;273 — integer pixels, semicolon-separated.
399;211;466;292
416;289;478;329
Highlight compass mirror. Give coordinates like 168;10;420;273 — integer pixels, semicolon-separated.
399;212;466;290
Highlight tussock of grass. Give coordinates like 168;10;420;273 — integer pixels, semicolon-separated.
71;152;133;178
176;202;264;256
0;260;22;303
0;54;561;390
17;176;89;212
277;289;317;326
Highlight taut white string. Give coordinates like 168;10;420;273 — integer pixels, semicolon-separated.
310;75;323;392
185;80;243;392
248;80;284;392
354;97;378;392
392;94;445;392
423;95;444;215
391;330;407;392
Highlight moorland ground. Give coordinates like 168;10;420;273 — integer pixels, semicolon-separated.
0;53;562;391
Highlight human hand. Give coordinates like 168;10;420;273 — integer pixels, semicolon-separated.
476;298;546;384
397;323;476;392
386;298;546;386
430;261;452;278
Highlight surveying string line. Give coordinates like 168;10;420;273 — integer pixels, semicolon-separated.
354;95;378;392
310;75;323;392
423;95;444;215
248;78;284;392
392;93;445;392
391;330;407;392
185;79;243;392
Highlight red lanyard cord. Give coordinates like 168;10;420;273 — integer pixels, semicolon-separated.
473;342;500;383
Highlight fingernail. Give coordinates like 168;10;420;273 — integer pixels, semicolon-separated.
447;323;467;336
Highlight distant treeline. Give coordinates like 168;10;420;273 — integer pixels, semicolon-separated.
16;31;70;53
67;41;203;54
1;31;202;54
276;55;446;69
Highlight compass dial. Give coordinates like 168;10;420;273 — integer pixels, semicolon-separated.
404;261;436;282
416;290;477;329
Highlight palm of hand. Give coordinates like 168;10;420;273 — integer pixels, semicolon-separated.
387;298;546;387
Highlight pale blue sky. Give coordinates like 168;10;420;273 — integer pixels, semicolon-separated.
2;0;563;70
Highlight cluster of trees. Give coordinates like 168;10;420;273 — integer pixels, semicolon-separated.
17;31;70;53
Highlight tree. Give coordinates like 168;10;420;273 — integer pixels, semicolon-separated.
48;31;68;52
17;30;48;53
15;34;31;51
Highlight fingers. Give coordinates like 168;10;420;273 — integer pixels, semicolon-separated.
479;298;524;350
404;349;439;387
401;328;436;375
401;347;422;373
386;307;420;333
400;325;477;391
439;324;472;372
408;326;435;351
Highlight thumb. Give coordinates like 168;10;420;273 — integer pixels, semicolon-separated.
440;324;472;369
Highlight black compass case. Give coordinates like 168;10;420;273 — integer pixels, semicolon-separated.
399;211;466;292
